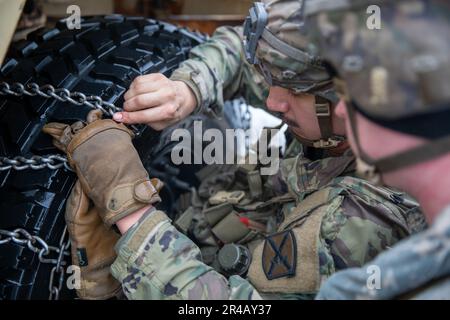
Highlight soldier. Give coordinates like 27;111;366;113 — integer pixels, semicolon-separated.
301;0;450;299
43;0;425;299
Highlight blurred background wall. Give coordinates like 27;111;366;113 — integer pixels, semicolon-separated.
43;0;114;16
36;0;252;34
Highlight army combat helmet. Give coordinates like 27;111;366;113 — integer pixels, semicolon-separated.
304;0;450;182
243;0;344;149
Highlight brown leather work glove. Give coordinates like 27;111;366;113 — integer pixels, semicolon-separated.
66;181;122;299
43;110;163;227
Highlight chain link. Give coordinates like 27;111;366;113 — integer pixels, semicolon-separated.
48;227;71;300
0;81;140;133
0;81;123;117
0;154;72;172
0;226;71;300
0;80;141;172
0;81;137;298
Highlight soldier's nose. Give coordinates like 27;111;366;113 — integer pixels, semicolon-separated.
266;94;289;114
266;100;289;113
266;86;290;113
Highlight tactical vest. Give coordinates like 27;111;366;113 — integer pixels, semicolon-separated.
248;186;337;294
173;151;424;296
173;162;293;269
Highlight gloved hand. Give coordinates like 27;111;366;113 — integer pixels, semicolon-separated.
43;110;163;227
66;181;122;299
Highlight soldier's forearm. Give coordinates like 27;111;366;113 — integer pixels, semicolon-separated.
116;205;152;234
170;26;247;116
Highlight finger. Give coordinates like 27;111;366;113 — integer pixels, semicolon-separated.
70;121;86;134
150;178;164;192
113;112;124;122
114;113;176;131
129;74;166;90
123;91;174;112
115;103;179;125
86;109;103;123
146;121;172;131
124;82;159;101
42;123;74;152
53;141;68;152
42;122;68;138
125;74;166;100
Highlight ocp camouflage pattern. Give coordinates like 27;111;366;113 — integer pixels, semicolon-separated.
109;17;427;300
304;0;450;122
170;26;269;117
317;205;450;299
111;147;425;299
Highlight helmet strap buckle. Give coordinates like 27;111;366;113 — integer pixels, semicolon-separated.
312;137;341;149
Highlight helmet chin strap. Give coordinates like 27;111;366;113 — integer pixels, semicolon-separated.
345;104;384;185
289;96;345;149
346;101;450;185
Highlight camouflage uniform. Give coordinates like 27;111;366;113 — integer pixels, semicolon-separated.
110;148;424;299
316;205;450;299
169;25;268;118
302;0;450;299
109;1;426;299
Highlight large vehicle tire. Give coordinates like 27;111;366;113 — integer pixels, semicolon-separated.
0;15;207;300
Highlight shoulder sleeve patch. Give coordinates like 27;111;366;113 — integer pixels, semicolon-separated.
262;230;297;280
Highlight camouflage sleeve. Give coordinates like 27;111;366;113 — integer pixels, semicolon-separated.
316;208;450;300
110;209;262;300
170;26;269;117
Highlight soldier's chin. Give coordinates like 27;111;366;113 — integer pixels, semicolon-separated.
289;127;305;138
282;117;299;129
289;127;322;143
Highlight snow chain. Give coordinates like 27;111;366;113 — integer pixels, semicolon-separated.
0;154;72;172
0;226;71;300
0;81;139;172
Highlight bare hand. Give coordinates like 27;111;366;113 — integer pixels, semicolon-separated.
113;73;197;131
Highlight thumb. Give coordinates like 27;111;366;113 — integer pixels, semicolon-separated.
113;111;142;125
86;109;103;123
42;122;73;152
42;122;69;139
150;178;164;193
